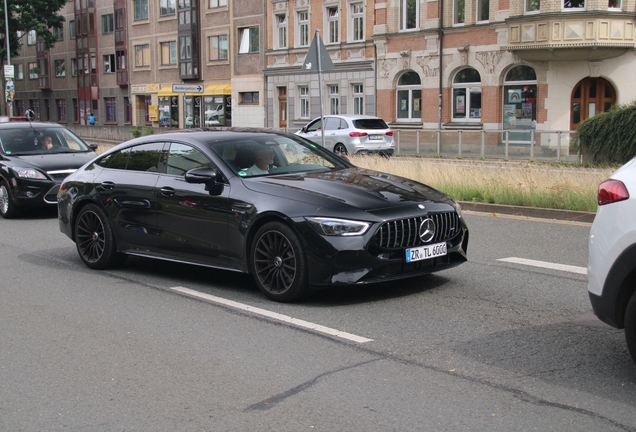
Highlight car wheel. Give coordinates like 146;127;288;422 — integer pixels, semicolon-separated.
0;180;21;219
333;143;348;156
250;221;308;302
625;291;636;363
74;204;125;270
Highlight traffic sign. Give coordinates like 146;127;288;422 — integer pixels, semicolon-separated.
172;84;204;93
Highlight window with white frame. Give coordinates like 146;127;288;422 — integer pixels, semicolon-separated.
161;41;177;65
563;0;585;9
27;30;36;45
399;0;418;31
209;35;228;60
329;85;339;115
238;26;259;53
69;21;75;39
54;59;65;77
297;11;309;47
102;14;114;33
104;54;116;73
209;0;227;7
477;0;489;22
15;63;23;80
454;0;465;25
160;0;176;16
526;0;540;12
350;3;364;42
71;58;77;76
352;84;364;115
326;6;339;44
452;67;482;122
53;26;64;41
396;71;421;121
28;62;38;79
276;14;287;49
608;0;621;8
299;86;309;119
135;44;150;67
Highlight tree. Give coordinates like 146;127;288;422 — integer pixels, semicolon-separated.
0;0;67;115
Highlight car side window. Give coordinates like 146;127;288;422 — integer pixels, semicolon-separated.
307;119;322;132
126;143;166;172
167;143;214;176
96;148;131;169
324;118;341;131
339;119;348;130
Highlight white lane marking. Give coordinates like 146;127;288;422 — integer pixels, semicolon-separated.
497;257;587;275
170;286;374;344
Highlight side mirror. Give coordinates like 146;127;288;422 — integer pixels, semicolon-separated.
185;167;218;184
89;144;98;151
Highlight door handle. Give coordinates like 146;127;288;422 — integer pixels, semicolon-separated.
160;186;175;196
100;181;115;190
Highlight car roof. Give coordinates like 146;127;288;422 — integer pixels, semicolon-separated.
0;121;69;129
118;128;300;147
320;114;384;120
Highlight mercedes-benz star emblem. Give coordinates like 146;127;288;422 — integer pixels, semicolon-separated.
418;204;426;209
419;218;436;243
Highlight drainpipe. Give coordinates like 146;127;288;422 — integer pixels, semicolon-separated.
438;0;444;131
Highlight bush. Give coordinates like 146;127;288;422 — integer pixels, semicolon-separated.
130;126;142;138
575;100;636;164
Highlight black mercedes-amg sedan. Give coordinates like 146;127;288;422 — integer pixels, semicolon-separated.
0;122;97;218
58;129;468;302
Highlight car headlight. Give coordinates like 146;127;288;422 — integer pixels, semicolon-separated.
305;217;371;236
10;167;47;180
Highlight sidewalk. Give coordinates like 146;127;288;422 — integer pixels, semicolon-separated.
460;201;595;223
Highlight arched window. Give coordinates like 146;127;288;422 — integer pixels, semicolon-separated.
452;67;481;122
396;71;421;121
502;65;537;142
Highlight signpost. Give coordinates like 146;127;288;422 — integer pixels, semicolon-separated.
172;84;204;93
302;30;335;149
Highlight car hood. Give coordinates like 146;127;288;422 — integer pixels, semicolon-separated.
8;152;97;172
242;167;457;217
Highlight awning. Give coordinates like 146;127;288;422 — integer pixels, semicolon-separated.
204;84;231;95
158;86;178;96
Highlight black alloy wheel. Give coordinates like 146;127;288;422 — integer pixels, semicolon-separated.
625;291;636;364
74;204;125;269
333;143;348;156
0;180;21;219
250;221;308;302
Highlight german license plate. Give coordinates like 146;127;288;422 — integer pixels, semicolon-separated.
405;242;447;263
368;135;383;140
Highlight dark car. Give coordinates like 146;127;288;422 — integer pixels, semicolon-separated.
0;122;98;218
58;129;468;302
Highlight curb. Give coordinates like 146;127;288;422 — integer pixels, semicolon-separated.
459;201;596;223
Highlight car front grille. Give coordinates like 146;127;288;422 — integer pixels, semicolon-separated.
374;212;460;249
47;169;76;181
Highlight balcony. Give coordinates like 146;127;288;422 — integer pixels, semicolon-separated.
503;13;635;61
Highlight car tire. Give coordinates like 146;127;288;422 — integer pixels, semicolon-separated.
0;180;21;219
250;221;308;302
625;290;636;363
333;143;348;156
74;203;126;270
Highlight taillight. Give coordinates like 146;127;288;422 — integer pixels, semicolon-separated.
386;131;394;137
59;182;66;193
598;179;629;206
349;131;367;137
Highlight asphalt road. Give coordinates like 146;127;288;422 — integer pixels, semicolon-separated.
1;209;634;431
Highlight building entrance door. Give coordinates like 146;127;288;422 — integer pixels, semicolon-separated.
278;87;287;130
571;77;616;130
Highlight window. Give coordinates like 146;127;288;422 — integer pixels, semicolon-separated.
72;98;78;122
477;0;489;22
209;35;228;60
240;92;259;104
167;143;212;176
160;0;176;16
327;7;339;44
53;26;64;41
350;3;364;42
54;60;65;77
329;85;339;115
238;27;259;53
503;65;537;142
563;0;585;9
102;14;114;33
454;0;465;25
526;0;540;12
15;64;23;80
135;44;150;67
399;0;418;30
353;84;364;115
276;14;287;49
608;0;621;8
27;30;36;45
124;97;131;123
297;11;309;47
104;54;116;73
57;99;67;121
209;0;227;7
71;58;77;76
299;86;309;119
69;21;75;39
179;36;193;75
105;97;117;122
161;41;177;65
396;71;422;121
134;0;149;20
28;62;38;79
452;67;481;122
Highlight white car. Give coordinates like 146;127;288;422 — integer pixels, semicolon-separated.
588;157;636;364
295;115;395;157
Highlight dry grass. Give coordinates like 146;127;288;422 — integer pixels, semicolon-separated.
349;155;616;212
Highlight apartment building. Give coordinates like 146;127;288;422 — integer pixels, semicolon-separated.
374;0;636;138
264;0;378;131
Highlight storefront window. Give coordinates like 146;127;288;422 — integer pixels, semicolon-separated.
159;96;179;127
204;96;225;126
452;68;481;122
184;96;202;128
502;65;537;143
396;71;421;121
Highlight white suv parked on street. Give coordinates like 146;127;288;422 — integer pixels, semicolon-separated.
588;157;636;364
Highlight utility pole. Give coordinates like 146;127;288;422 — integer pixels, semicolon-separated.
4;0;14;116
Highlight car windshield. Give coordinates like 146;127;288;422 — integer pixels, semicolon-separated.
0;126;92;156
208;134;349;178
352;119;389;129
